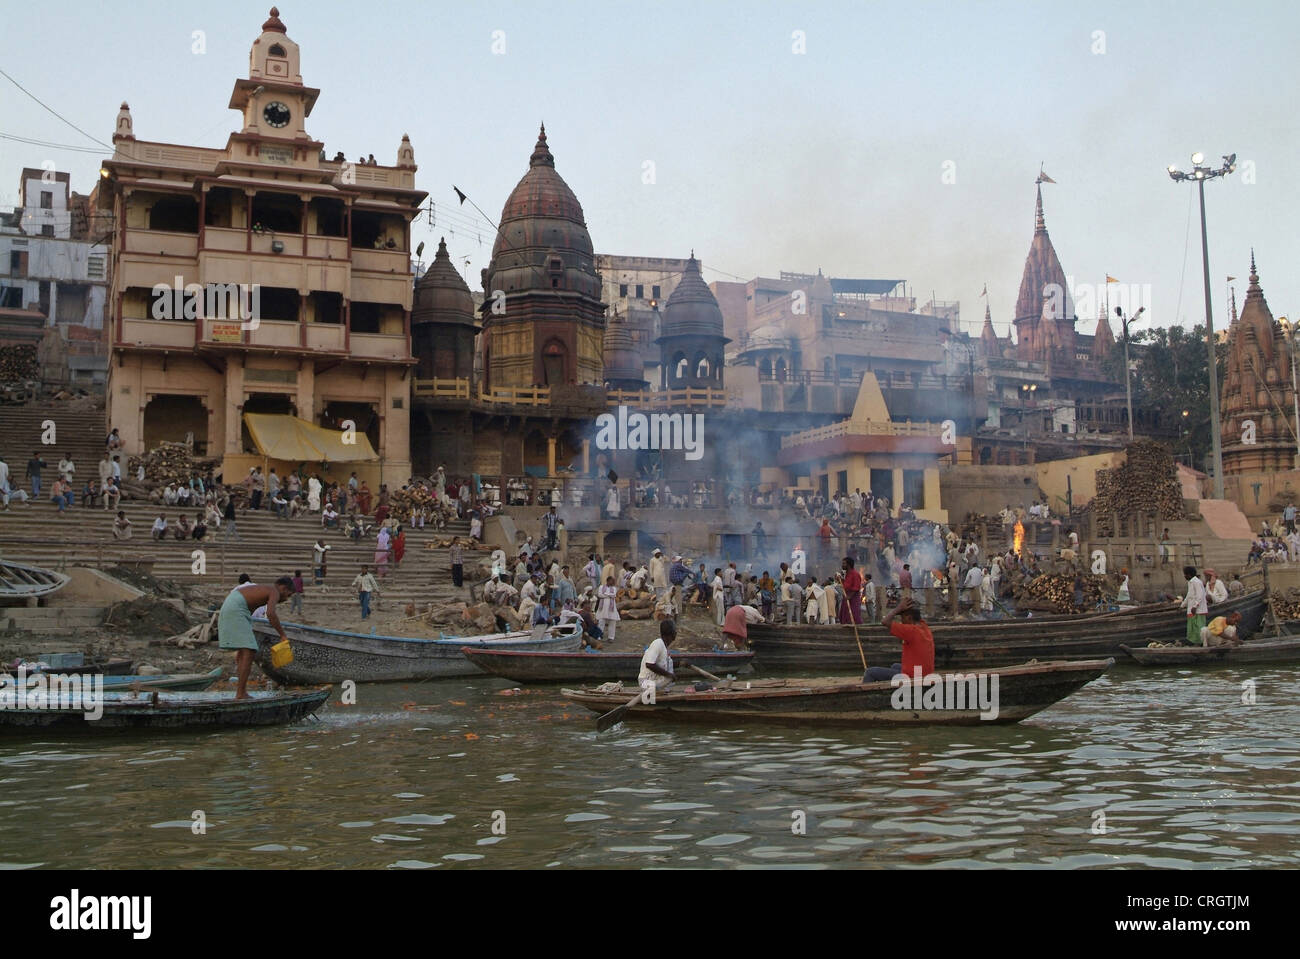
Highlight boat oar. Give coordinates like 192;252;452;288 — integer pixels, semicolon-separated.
595;690;645;733
849;619;868;672
687;664;732;689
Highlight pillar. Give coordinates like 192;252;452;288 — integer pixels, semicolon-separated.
923;468;941;514
629;529;638;564
891;468;904;510
582;438;590;474
547;436;556;477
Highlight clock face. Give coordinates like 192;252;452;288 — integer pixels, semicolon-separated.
262;101;291;129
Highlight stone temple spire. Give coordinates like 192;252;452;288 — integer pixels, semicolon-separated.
1034;183;1046;235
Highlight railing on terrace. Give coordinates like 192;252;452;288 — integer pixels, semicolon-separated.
780;418;945;449
478;385;551;406
413;378;472;400
756;369;972;391
604;387;729;409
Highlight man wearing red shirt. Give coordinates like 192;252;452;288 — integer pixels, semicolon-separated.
840;556;863;624
864;596;935;682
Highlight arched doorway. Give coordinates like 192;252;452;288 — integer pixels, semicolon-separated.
775;357;787;382
240;393;297;454
143;394;207;453
320;400;380;453
541;339;567;387
759;357;772;379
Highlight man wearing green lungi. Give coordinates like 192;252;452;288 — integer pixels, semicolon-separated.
1180;565;1208;646
219;577;293;699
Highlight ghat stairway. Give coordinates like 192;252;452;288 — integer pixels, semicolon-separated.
0;498;479;615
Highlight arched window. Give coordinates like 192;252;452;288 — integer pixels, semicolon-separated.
672;352;688;382
541;339;567;387
775;357;787;382
269;44;287;57
695;354;710;379
759;358;772;379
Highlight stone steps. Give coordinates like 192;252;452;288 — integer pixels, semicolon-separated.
1;606;108;633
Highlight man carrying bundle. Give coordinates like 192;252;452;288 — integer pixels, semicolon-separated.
219;576;292;699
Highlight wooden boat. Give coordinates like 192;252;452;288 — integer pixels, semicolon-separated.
747;589;1266;671
251;620;584;684
0;560;69;600
1122;635;1300;666
459;648;754;684
0;687;329;730
32;657;134;677
564;659;1113;727
2;666;223;692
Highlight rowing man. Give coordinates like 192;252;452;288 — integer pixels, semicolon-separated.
219;576;293;699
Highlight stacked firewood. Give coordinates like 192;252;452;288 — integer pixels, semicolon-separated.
126;443;220;489
1269;591;1300;621
1091;440;1187;535
387;484;440;524
1013;572;1110;613
616;587;656;619
0;344;38;382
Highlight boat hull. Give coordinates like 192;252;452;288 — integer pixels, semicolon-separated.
460;648;755;683
0;687;329;730
252;621;584;684
564;659;1112;727
1122;636;1300;666
747;590;1265;671
3;667;223;693
0;560;69;600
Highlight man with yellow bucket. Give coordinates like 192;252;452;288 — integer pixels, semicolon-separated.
219;577;293;699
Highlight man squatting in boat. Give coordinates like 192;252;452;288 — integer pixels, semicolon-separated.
219;577;293;699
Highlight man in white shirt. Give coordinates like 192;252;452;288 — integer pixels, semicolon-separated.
1204;568;1229;605
638;619;677;694
58;454;75;485
1180;565;1208;645
151;514;168;540
649;548;667;601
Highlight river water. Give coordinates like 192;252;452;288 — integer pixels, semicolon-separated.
2;664;1298;869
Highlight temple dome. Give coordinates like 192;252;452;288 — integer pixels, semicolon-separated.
484;125;601;301
602;316;644;385
413;238;475;328
659;255;727;341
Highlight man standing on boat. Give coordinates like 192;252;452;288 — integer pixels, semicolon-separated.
1180;566;1208;645
863;596;934;683
219;577;293;700
639;618;677;694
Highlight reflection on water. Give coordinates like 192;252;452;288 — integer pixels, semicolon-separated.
1;666;1298;869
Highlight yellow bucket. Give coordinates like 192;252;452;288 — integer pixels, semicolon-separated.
270;639;294;668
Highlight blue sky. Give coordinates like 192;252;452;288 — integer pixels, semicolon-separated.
4;0;1296;338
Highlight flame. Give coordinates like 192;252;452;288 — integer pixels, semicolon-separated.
1013;520;1025;556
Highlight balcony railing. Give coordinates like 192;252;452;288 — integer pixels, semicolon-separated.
479;385;551;406
349;332;409;361
351;248;411;274
605;387;729;409
119;317;196;349
124;228;198;257
413;378;471;399
780;418;945;449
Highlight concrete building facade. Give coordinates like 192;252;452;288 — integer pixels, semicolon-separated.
98;7;424;483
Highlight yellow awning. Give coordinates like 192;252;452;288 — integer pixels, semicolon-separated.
242;413;377;463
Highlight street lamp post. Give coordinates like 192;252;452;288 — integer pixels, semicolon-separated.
1021;383;1037;455
1115;305;1146;441
1168;151;1235;499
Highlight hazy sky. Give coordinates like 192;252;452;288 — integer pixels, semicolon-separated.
4;0;1297;339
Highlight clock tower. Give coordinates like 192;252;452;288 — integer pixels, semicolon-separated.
227;7;320;146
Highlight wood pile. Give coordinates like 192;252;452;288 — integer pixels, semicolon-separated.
1013;572;1111;613
0;344;38;383
124;443;221;495
1090;440;1186;535
617;587;655;619
1269;590;1300;621
387;484;445;524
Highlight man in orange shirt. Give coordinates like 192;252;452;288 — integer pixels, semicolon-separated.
864;596;935;682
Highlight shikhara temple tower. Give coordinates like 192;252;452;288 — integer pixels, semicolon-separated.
1220;255;1296;475
1012;184;1076;369
480;125;606;390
